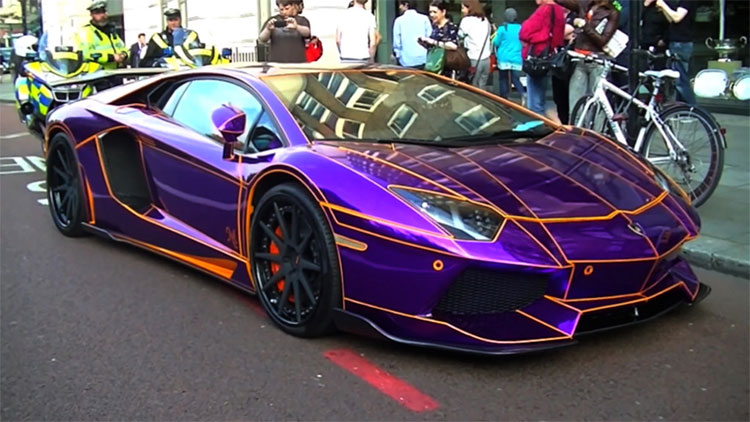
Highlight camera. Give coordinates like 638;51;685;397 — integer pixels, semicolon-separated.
274;19;288;28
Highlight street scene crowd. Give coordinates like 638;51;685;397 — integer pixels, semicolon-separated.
12;0;697;126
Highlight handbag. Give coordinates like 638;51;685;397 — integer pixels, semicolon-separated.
425;46;445;74
522;5;556;78
549;46;571;79
305;36;323;62
445;46;470;71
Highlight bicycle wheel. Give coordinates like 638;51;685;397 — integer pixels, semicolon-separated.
641;104;724;207
570;95;612;137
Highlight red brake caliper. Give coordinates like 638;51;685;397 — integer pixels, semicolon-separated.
269;225;294;303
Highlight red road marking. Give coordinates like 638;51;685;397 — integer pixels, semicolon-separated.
323;348;440;412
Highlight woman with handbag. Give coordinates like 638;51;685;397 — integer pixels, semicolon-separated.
458;0;492;88
519;0;566;115
418;1;460;78
555;0;619;114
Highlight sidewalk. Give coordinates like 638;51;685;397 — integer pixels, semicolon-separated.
1;78;748;278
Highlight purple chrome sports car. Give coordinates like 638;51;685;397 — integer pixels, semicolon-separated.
44;64;709;354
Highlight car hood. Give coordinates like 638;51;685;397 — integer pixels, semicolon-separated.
316;131;667;220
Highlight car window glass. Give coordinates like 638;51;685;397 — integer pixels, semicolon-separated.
171;79;264;146
249;111;284;152
161;81;190;116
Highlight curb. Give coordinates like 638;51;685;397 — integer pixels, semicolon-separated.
683;245;750;279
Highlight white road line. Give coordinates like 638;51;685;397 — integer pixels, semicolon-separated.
0;133;29;139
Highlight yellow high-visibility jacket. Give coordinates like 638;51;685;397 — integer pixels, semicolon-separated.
74;22;128;70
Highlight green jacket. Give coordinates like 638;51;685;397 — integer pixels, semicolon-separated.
74;22;128;69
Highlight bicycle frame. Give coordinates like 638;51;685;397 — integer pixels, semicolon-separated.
573;62;689;166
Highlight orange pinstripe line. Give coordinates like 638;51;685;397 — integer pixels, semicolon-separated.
580;283;683;313
307;150;452;237
583;129;653;175
94;139;245;262
515;310;573;338
455;150;570;263
323;202;454;239
544;295;582;312
639;258;662;292
507;220;563;267
144;143;241;186
562;265;576;300
622;214;660;257
338;146;466;199
563;292;646;303
116;234;237;279
540;141;659;198
344;297;571;345
333;219;564;269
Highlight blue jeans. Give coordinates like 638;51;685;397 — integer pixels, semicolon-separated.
498;69;525;99
526;74;547;115
669;41;696;105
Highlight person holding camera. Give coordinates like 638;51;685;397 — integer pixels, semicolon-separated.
258;0;311;63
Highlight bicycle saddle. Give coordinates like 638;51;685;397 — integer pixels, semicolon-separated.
643;69;680;80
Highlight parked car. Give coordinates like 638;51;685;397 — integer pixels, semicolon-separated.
43;64;709;354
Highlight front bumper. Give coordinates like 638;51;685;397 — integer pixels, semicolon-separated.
336;255;709;355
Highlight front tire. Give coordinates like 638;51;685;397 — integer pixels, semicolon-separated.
47;133;87;237
249;183;341;337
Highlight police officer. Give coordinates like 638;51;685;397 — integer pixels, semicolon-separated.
74;0;128;70
141;8;201;67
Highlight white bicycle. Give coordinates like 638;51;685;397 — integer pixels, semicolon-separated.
569;49;726;207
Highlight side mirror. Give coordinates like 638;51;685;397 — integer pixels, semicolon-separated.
211;104;246;159
221;48;232;59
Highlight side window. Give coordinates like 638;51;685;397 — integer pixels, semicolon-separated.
170;79;265;146
161;81;190;116
249;111;284;152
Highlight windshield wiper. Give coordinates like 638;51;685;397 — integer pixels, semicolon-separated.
441;128;554;144
314;137;459;147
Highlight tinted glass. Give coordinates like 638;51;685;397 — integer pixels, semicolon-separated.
263;70;553;145
171;79;266;146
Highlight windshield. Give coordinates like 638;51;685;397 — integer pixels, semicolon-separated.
263;70;553;145
38;32;83;75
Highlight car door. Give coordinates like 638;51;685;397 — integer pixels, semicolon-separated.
139;77;283;255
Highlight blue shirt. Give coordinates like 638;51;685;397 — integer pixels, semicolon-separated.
492;23;523;70
393;9;432;67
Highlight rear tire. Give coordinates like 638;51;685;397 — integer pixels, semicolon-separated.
641;104;724;207
47;133;87;237
249;183;341;337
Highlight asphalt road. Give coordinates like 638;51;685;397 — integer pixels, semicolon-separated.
1;103;748;421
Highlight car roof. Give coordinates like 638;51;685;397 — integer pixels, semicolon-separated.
215;61;404;78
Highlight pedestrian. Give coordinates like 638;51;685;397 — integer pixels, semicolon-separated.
655;0;696;105
337;0;379;63
459;0;493;88
258;0;311;63
552;8;576;123
640;0;669;70
393;0;432;69
492;7;524;100
129;33;147;68
74;0;128;70
555;0;619;114
141;9;201;67
418;0;460;78
519;0;565;115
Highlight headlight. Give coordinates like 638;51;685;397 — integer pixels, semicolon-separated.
391;187;504;241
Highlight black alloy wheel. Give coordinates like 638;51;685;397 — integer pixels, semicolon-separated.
47;133;87;237
250;183;341;337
